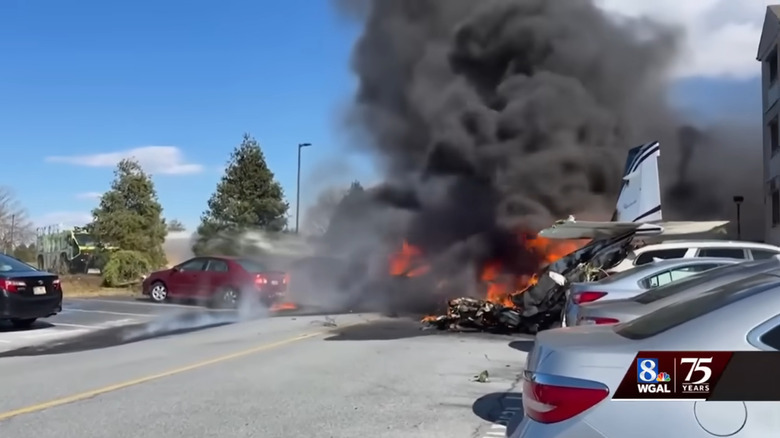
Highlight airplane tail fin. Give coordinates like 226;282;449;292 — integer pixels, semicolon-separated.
611;141;661;223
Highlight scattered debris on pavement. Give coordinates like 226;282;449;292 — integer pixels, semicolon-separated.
311;316;338;328
473;370;489;383
421;297;523;332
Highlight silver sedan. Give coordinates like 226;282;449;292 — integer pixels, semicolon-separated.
561;257;740;327
511;261;780;438
575;258;780;326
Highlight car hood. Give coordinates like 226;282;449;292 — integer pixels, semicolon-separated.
148;269;172;278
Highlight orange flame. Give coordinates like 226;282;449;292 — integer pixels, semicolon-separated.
388;240;430;277
389;233;588;307
270;302;297;311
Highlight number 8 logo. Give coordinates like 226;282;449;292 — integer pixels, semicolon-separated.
639;359;657;382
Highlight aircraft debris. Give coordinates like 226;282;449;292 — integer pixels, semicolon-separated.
474;370;489;383
421;297;524;332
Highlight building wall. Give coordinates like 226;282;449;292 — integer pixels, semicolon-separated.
761;30;780;245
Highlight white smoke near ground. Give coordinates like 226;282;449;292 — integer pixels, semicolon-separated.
120;293;276;342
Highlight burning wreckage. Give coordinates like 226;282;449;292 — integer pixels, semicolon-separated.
414;141;730;334
419;222;635;334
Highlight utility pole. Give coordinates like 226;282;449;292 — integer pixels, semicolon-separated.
733;195;744;240
7;214;14;254
296;143;312;234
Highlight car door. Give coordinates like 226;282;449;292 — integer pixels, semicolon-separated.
167;258;208;298
202;258;230;300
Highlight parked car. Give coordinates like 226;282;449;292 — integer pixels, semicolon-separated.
0;253;63;328
562;257;739;326
573;256;780;326
608;240;780;273
512;262;780;438
141;256;289;308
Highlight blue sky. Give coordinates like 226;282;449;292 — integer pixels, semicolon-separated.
0;0;763;231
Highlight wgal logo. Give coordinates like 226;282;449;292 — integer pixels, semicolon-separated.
636;358;671;394
637;358;659;383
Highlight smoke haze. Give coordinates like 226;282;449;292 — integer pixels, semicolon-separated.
287;0;764;312
191;0;762;318
326;0;761;237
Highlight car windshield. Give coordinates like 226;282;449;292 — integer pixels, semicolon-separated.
236;259;267;272
597;261;673;284
631;261;753;304
74;233;97;247
0;254;37;272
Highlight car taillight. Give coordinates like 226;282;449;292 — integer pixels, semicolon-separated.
282;274;289;284
577;316;619;325
572;291;608;304
52;278;61;289
255;275;268;286
522;371;609;424
0;279;26;293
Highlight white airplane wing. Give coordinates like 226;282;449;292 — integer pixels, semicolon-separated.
538;141;730;240
539;219;729;239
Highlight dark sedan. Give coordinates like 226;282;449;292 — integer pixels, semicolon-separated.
0;253;63;328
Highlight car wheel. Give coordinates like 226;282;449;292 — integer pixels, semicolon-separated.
149;281;168;303
10;318;36;329
214;287;240;309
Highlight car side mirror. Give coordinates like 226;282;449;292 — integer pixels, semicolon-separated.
171;266;180;272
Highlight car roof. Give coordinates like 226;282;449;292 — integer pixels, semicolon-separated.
635;240;780;251
613;270;780;346
630;257;743;269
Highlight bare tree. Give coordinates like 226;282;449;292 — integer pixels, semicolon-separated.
0;186;34;252
302;187;349;237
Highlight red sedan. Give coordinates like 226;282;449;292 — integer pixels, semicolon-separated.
141;256;288;308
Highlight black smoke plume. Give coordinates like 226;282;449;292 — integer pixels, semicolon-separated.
293;0;763;313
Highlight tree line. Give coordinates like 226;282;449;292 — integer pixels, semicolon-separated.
0;133;363;286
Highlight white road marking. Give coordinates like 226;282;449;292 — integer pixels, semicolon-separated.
51;322;101;329
18;328;90;339
67;298;201;309
98;318;139;327
61;309;151;317
479;395;523;438
66;298;237;312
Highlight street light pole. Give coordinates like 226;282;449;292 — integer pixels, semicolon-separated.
733;195;744;240
296;143;312;234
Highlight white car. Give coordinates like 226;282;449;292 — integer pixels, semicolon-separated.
511;260;780;438
608;240;780;273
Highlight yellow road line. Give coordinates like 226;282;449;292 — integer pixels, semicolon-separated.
0;329;330;421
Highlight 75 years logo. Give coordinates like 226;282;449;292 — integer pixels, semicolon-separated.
614;351;733;400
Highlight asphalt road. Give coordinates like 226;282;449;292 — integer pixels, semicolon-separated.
0;298;532;438
0;297;221;352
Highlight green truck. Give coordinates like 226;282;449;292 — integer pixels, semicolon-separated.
35;225;108;274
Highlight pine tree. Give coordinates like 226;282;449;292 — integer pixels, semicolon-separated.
323;180;368;247
92;159;167;268
167;219;186;232
193;133;289;255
